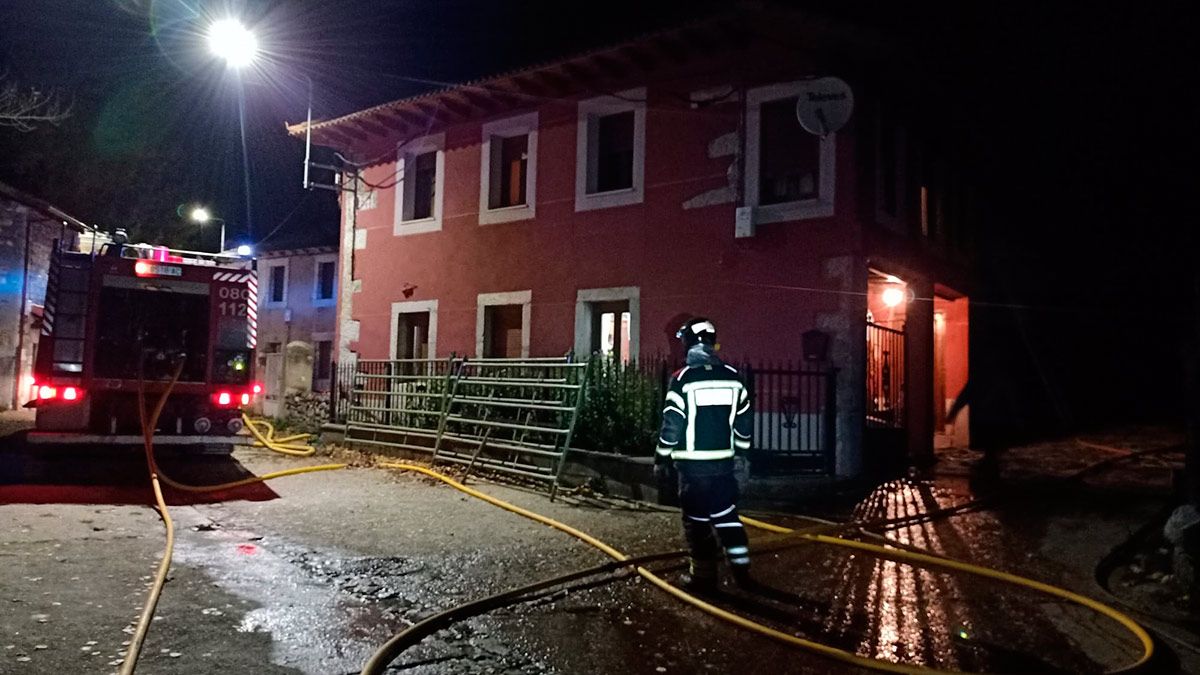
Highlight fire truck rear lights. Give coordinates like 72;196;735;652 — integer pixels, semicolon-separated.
34;385;83;402
252;383;263;394
240;393;251;406
215;391;232;406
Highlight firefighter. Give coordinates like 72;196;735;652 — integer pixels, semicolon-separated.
656;317;754;591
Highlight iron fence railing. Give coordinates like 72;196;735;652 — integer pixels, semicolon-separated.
866;322;906;429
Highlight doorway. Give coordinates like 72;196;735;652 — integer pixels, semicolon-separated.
933;288;969;449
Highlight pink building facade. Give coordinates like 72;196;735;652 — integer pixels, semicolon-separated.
298;11;974;476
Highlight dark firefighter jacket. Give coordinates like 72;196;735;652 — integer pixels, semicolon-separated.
656;356;752;461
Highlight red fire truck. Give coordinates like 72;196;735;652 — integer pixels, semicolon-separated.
28;239;259;450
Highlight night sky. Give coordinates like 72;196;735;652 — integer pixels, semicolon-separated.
0;0;1191;430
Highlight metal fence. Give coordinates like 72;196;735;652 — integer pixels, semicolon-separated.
741;363;837;474
866;322;906;429
339;356;587;497
332;354;838;476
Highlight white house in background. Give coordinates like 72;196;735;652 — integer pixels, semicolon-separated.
255;244;338;401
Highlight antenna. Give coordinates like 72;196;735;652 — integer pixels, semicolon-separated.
303;74;312;190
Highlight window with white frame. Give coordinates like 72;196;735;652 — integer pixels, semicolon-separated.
476;291;531;358
264;261;288;307
575;88;646;212
745;82;836;223
391;299;438;359
574;287;640;363
312;255;337;306
394;133;445;235
479;112;538;225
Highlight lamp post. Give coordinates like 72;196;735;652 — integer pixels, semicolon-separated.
189;206;226;252
207;18;259;240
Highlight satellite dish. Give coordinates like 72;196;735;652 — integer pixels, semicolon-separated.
794;77;854;136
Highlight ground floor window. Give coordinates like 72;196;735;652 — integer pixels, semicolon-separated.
591;300;631;363
395;311;431;359
390;299;438;359
476;291;531;358
483;304;524;358
574;287;639;362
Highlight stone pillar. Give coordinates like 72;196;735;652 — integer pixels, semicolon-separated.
818;255;867;478
906;277;935;463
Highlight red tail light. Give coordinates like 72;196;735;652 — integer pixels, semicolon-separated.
33;385;83;402
251;383;263;395
134;260;151;276
240;393;251;406
215;391;232;407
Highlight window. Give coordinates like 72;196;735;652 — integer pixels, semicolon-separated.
476;291;531;358
394;133;445;235
595;302;632;363
390;300;438;359
479;113;538;224
264;261;288;307
395;311;431;359
410;151;436;219
744;82;836;223
314;340;333;382
313;255;336;306
575;89;646;212
484;305;523;358
595;111;635;192
574;287;640;362
760;98;819;204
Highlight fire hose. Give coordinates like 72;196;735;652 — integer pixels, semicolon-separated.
122;406;1157;675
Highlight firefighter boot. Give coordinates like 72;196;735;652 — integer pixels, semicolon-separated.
730;564;758;591
680;558;719;594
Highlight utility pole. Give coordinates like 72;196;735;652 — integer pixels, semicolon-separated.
1187;265;1200;505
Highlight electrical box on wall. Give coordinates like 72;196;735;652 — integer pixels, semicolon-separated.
735;207;755;238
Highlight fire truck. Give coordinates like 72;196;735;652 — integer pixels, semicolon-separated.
28;236;259;450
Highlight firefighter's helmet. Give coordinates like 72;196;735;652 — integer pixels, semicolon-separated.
676;317;717;348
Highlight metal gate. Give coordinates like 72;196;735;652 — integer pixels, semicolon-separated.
343;356;587;497
866;322;906;429
742;364;837;474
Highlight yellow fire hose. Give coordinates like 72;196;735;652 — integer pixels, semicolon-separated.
124;411;1154;675
373;463;1154;675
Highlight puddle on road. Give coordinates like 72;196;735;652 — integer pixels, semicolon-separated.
171;509;546;674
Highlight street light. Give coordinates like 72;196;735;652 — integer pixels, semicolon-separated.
206;17;258;241
207;18;258;69
189;206;226;252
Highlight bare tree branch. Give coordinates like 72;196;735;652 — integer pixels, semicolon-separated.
0;75;72;132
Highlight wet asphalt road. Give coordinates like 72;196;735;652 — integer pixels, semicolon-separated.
0;412;1181;674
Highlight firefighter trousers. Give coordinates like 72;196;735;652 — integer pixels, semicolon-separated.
676;459;749;577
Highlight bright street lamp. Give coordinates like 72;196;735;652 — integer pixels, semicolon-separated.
188;206;226;252
207;18;258;69
206;17;258;239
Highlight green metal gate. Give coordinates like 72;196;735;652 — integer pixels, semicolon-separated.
344;356;587;498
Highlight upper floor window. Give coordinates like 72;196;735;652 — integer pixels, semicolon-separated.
744;82;836;223
479;112;538;225
394;133;445;236
264;261;288;307
313;254;336;306
575;88;646;212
